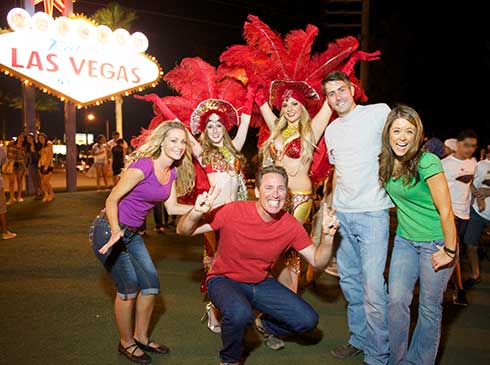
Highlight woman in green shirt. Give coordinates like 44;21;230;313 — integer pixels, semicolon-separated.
378;105;456;365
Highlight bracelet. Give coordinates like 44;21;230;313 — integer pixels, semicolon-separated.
443;246;456;258
443;246;457;255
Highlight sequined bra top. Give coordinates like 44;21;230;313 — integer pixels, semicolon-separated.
204;154;242;174
270;137;302;160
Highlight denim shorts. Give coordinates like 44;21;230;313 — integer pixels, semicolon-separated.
89;214;160;300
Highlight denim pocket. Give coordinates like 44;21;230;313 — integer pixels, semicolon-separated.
90;217;112;262
430;239;445;254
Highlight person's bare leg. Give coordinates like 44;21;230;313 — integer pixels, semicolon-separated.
466;246;480;280
134;293;160;346
0;213;7;233
16;173;23;201
277;266;299;293
8;174;15;203
95;166;102;190
46;173;55;200
114;296;145;356
452;260;464;289
41;175;49;202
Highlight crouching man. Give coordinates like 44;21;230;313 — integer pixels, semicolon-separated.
177;165;339;365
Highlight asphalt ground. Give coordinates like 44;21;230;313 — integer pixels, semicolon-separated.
0;181;489;365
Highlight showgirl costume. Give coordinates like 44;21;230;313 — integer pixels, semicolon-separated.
133;57;252;291
220;15;381;277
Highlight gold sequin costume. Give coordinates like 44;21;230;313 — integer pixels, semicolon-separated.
200;147;248;292
282;190;314;274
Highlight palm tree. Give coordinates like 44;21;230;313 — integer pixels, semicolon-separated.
0;90;14;142
9;92;60;132
91;2;138;139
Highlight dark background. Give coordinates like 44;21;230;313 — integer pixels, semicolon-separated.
0;0;488;148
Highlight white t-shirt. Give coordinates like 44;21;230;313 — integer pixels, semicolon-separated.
324;103;393;212
471;159;490;221
92;143;108;164
442;155;477;220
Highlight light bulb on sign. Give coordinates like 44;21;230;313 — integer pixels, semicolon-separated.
113;28;130;47
54;16;71;37
32;12;53;32
95;25;113;45
75;19;95;40
7;8;32;31
130;32;149;53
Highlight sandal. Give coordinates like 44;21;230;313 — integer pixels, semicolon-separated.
118;342;152;363
201;302;222;334
134;338;170;354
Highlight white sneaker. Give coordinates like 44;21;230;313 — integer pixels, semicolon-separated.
2;231;17;240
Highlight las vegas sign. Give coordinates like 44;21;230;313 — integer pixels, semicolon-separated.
0;8;162;107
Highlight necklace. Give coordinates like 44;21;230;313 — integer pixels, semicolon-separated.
210;146;240;176
281;123;299;140
218;146;232;161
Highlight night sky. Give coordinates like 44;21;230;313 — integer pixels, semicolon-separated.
0;0;488;149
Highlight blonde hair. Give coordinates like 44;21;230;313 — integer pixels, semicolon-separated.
378;105;425;186
260;103;315;166
200;127;246;168
127;121;195;196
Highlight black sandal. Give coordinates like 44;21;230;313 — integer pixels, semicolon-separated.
118;342;152;363
134;338;170;354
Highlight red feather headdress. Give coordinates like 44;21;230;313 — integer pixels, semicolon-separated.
132;57;247;146
220;15;381;114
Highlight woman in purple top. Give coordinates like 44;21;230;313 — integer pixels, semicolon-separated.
90;121;196;364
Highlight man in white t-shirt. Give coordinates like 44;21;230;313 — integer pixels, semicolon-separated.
463;147;490;288
323;71;393;365
107;131;129;152
442;129;478;306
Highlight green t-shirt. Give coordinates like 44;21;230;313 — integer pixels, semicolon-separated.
385;152;444;241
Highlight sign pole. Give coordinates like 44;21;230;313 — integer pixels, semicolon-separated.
62;0;77;192
21;1;36;195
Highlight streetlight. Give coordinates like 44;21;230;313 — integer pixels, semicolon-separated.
86;113;95;163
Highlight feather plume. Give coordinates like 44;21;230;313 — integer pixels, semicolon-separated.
243;15;288;78
130;127;153;148
284;24;319;80
216;63;248;85
164;57;217;101
216;77;247;110
159;96;195;127
219;45;277;88
306;36;359;87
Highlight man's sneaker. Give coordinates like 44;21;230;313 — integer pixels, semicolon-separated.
463;276;481;289
330;343;362;359
2;231;16;240
452;288;468;306
255;316;285;350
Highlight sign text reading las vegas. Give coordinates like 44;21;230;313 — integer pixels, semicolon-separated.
0;8;162;106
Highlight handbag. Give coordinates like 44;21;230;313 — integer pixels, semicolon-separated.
2;160;14;174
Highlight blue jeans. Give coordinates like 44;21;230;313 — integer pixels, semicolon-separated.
90;215;160;300
207;276;319;363
336;209;390;365
388;235;454;365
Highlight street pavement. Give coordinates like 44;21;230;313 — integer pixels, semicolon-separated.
1;176;489;365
